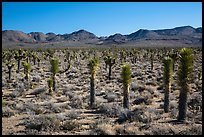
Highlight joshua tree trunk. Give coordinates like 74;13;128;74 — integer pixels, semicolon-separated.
123;85;130;109
151;59;153;70
164;84;171;113
27;57;29;63
17;59;20;71
53;75;56;92
8;68;11;80
108;65;112;80
134;57;137;64
33;58;36;65
90;76;95;107
178;84;188;122
25;73;29;81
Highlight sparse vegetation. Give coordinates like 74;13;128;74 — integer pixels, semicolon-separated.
2;47;202;135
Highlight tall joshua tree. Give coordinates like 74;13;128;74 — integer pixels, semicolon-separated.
6;62;15;82
50;58;59;92
14;49;26;72
87;58;99;108
121;65;131;109
177;48;193;122
104;55;116;80
163;56;173;113
22;62;31;81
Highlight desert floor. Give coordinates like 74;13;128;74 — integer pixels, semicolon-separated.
2;48;202;135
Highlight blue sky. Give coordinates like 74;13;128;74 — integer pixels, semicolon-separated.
2;2;202;37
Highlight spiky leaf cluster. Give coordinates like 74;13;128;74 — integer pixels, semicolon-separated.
22;62;31;73
121;65;131;86
163;56;173;84
104;55;116;66
50;58;59;75
168;52;178;61
6;62;15;70
178;48;193;86
47;78;53;88
87;58;99;77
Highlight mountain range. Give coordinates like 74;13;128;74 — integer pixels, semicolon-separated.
2;26;202;48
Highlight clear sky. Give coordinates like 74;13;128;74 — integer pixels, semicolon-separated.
2;2;202;37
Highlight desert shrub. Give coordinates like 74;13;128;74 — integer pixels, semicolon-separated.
66;109;80;120
97;103;123;117
11;83;25;98
25;115;61;132
32;75;41;82
148;123;202;135
64;91;75;99
90;119;116;135
105;92;117;102
69;95;83;109
94;123;116;135
115;123;145;135
24;103;44;115
2;106;15;117
169;107;178;119
61;119;80;131
178;124;202;135
149;124;178;135
116;107;152;124
133;93;152;105
28;86;46;96
50;103;63;113
24;129;41;135
146;107;162;120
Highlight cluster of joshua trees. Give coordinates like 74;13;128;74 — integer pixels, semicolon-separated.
2;47;195;122
86;48;193;122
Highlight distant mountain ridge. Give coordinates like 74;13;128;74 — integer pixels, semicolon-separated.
2;26;202;47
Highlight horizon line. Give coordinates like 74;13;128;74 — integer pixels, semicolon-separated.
2;25;202;37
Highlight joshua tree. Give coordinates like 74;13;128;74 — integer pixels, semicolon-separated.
64;51;71;64
104;55;116;80
50;58;59;92
163;56;173;113
150;52;154;70
22;61;31;81
6;62;15;82
177;48;193;122
14;49;26;72
47;78;53;94
32;53;37;65
36;56;41;67
87;57;99;108
168;51;178;71
121;64;131;109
